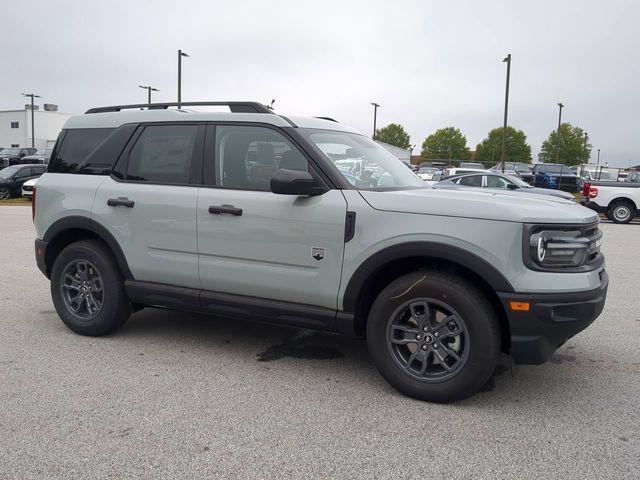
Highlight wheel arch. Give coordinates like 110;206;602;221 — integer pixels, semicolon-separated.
42;216;133;279
608;195;638;210
342;242;514;351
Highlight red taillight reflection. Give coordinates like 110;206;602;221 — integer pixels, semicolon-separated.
589;186;598;199
31;187;36;222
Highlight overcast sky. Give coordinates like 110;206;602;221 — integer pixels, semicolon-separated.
3;0;638;166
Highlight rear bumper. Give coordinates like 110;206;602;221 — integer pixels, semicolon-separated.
35;238;48;277
498;269;608;364
585;201;607;213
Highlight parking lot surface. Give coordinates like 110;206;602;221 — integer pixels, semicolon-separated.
1;206;638;479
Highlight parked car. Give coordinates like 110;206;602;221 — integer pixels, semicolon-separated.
0;147;38;169
21;177;39;199
22;148;52;165
434;172;576;201
458;162;484;169
33;100;607;403
490;162;534;184
582;179;640;224
0;164;46;199
532;163;581;193
442;167;490;178
416;166;440;181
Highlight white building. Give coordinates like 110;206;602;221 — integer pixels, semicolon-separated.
0;106;74;149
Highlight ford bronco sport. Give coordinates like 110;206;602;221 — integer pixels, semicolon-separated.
33;101;608;402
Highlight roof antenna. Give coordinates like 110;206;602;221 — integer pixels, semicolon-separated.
268;99;276;110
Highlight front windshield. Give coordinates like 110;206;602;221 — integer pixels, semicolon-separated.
1;148;21;156
303;129;426;190
0;166;19;178
539;164;568;174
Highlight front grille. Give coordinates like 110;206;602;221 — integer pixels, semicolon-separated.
0;158;8;167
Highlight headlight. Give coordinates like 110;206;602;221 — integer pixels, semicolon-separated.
524;223;603;272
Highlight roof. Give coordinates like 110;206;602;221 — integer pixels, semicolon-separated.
62;104;360;134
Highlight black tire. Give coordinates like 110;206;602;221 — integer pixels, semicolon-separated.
608;201;634;224
366;270;500;403
50;240;131;336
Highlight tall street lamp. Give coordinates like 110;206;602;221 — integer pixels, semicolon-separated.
499;54;511;172
177;49;190;104
22;93;41;148
370;102;380;138
139;85;159;104
555;102;564;163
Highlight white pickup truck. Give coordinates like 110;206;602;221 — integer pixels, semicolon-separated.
583;173;640;223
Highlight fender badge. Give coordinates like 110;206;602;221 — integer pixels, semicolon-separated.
311;247;325;261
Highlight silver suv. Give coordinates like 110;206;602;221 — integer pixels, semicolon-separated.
33;101;608;402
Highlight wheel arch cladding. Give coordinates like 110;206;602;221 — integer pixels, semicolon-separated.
342;242;513;351
42;216;133;279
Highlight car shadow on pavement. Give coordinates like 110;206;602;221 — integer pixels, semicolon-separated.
98;307;593;405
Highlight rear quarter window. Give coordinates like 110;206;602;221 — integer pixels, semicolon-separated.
48;128;115;174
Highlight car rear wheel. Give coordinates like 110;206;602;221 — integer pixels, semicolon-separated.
366;270;501;403
0;187;10;200
50;240;131;336
609;201;634;224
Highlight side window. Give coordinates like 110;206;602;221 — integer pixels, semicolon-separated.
48;128;114;174
32;166;46;175
458;175;482;187
214;125;308;190
486;176;510;188
15;168;30;179
126;124;197;184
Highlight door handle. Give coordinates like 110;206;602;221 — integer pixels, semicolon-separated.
208;204;242;216
107;197;135;208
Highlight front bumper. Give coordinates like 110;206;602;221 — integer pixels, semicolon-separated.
498;269;608;364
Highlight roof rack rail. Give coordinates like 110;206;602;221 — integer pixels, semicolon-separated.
315;116;338;122
85;101;272;114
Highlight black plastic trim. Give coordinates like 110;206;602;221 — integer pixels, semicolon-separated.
41;216;134;280
345;211;356;242
498;269;608;364
342;242;515;312
124;280;350;333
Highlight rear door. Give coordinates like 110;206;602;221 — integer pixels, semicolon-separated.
92;123;204;289
196;123;347;309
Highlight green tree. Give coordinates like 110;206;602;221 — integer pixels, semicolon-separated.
421;127;470;160
538;123;591;165
373;123;411;149
475;126;532;166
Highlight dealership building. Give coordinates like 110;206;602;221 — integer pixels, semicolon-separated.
0;105;74;149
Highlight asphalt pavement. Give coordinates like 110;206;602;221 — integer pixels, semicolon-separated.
0;206;638;479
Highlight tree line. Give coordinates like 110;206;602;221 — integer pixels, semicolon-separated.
373;123;591;166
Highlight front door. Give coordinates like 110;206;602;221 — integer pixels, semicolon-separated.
197;124;347;309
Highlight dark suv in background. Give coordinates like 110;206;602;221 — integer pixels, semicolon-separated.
0;164;46;199
0;147;38;169
533;163;581;193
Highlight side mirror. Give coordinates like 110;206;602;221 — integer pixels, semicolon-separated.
270;168;319;196
506;183;518;190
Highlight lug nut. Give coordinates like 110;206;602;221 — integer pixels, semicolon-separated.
421;345;427;350
433;343;439;349
434;332;439;337
423;327;428;333
416;334;421;340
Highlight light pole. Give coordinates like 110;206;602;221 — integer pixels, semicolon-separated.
596;148;601;180
555;102;564;163
581;131;588;177
138;85;159;104
500;54;511;172
22;93;41;148
177;49;190;104
370;102;380;138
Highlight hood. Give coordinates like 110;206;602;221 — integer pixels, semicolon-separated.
359;188;598;224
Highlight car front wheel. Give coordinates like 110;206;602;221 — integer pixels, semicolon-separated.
0;187;11;200
367;270;501;403
609;202;634;224
50;240;131;336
